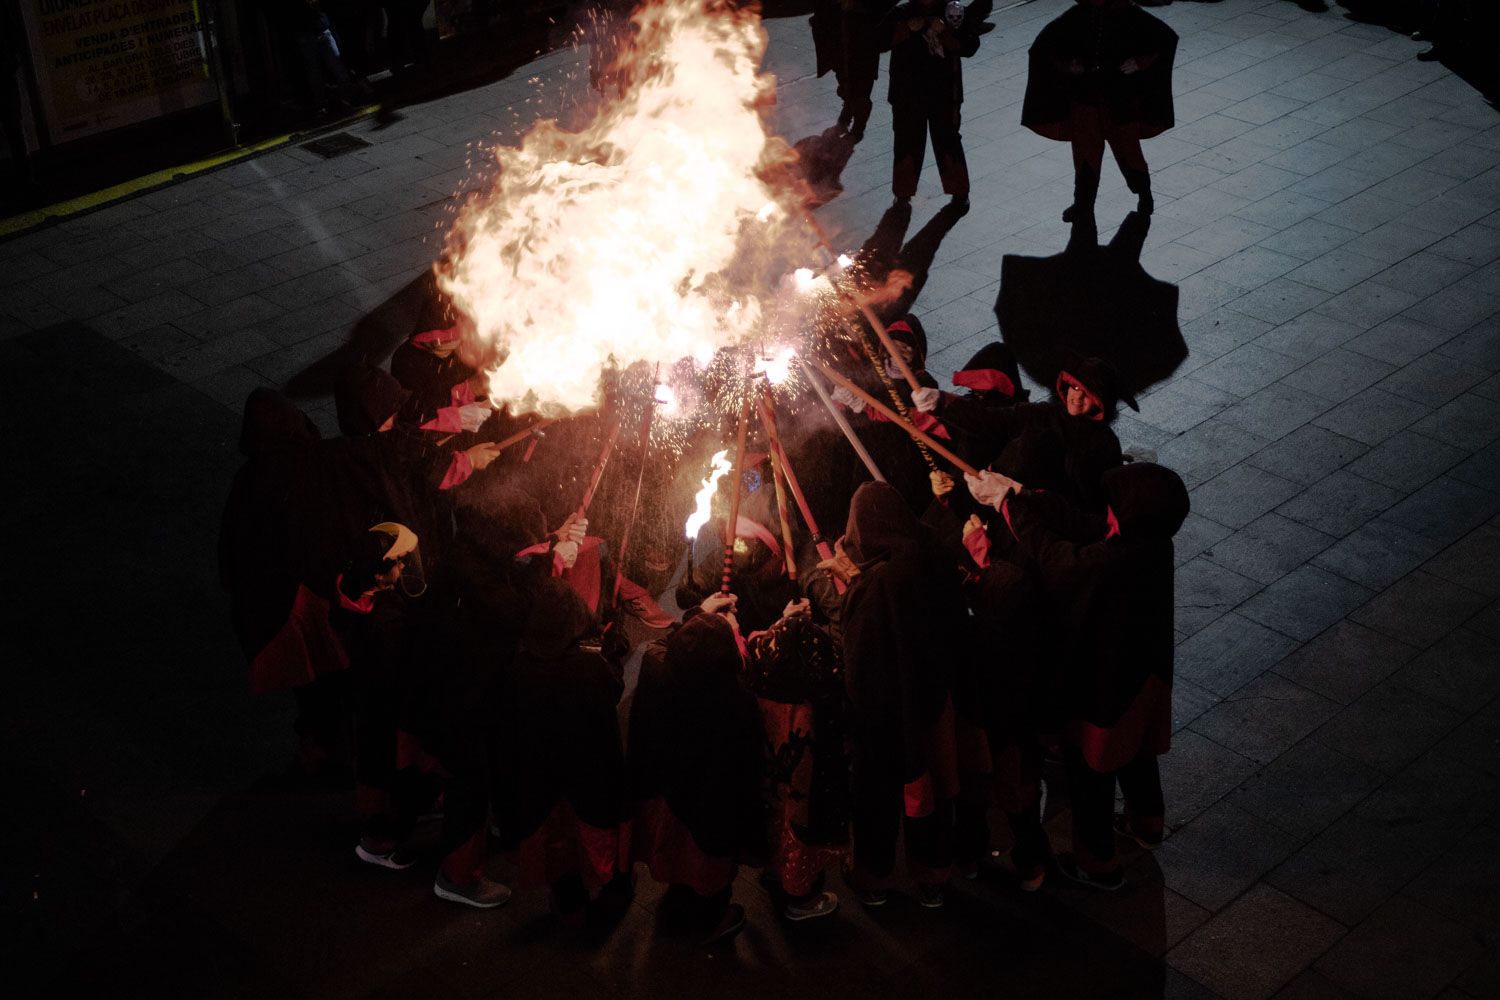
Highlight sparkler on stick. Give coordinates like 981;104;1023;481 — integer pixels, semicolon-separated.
799;361;886;483
755;392;845;596
815;362;980;477
758;384;798;581
610;373;662;608
721;369;754;595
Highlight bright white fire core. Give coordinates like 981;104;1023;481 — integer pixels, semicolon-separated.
437;1;822;415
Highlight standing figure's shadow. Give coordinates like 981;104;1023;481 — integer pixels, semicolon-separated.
995;213;1186;400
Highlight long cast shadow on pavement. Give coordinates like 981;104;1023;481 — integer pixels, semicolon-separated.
996;213;1187;401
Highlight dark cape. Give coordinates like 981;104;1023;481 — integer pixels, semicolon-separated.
497;580;629;888
839;482;966;783
881;0;988;107
389;335;476;424
1004;462;1188;772
1021;0;1178;142
629;612;767;885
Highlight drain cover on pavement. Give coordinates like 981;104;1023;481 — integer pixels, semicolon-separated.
300;132;372;159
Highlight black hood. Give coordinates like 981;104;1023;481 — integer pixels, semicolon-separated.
886;314;929;370
455;480;549;561
844;481;923;569
335;361;412;437
1056;355;1138;422
1103;462;1188;540
518;578;597;660
239;388;319;456
666;612;742;686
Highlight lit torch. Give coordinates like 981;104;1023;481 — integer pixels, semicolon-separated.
684;449;733;541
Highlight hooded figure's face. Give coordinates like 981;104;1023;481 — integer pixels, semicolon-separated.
1064;383;1101;418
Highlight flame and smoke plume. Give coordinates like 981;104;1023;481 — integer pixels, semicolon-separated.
438;0;824;416
685;448;733;539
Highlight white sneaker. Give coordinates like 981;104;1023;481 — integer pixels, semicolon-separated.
355;842;416;870
433;873;512;909
784;890;839;922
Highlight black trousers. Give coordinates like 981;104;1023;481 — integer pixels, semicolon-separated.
891;99;970;198
851;732;952;884
1064;745;1163;873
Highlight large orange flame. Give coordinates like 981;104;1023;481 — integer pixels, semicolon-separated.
438;1;821;416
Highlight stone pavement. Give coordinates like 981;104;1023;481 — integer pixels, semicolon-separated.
3;2;1498;997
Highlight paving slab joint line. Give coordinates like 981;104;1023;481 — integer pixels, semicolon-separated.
0;106;382;243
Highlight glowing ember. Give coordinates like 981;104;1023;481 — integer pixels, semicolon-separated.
438;0;821;415
754;346;796;385
836;253;854;269
654;383;675;406
685;449;733;539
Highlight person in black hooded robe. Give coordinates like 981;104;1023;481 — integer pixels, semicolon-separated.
629;600;766;944
827;482;966;908
1001;461;1188;889
220;389;352;776
1021;0;1179;224
495;578;630;920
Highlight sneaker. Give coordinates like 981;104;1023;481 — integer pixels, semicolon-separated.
956;861;980;881
433;872;512;909
987;850;1045;892
1417;46;1442;62
841;863;888;907
1114;814;1164;851
949;192;970;212
355;840;416;870
784;890;839;922
699;903;746;946
1057;856;1123;892
916;884;945;909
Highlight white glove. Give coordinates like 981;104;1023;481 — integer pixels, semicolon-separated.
456;402;492;432
965;470;1020;509
831;385;866;414
558;513;588;544
782;598;811;620
911;386;940;412
701;593;738;616
554;539;580;569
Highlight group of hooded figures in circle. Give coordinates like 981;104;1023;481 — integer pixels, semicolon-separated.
220;0;1192;947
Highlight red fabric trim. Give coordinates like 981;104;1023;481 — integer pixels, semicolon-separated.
450;381;476;407
904;773;936;819
438;450;472;491
1000;496;1017;538
421;406;464;435
513;800;627;891
734;515;781;558
440;830;486;886
952;369;1016;397
515;541;551;561
334;575;375;614
962;524;991;570
412;326;460;346
1056;370;1106;422
248;585;350;694
867;404;952;440
1067;674;1172;773
1105;506;1121;540
758;699;847;896
631;795;737;896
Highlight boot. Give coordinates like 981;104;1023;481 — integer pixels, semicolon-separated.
1123;167;1154;216
1062;168;1098;224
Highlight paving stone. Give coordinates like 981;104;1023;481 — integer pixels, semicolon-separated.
1433;693;1500;779
1255;217;1357;261
1438;316;1500;371
1193;343;1308;397
1280;348;1396;403
1226;277;1332;325
1315;897;1484;1000
1272;970;1360;1000
1153;799;1302;912
1191;672;1340;766
1137;377;1240;435
1412;393;1500;452
1175;611;1304;699
1270;752;1493;924
1383;476;1500;547
1251;312;1364;362
1190;464;1306;530
1176;556;1264;637
1312;387;1432;445
1310;515;1448;591
1231;738;1386;841
1351;570;1490;650
1403;821;1500;939
1390;628;1500;713
1276;469;1403;537
1313;279;1421;329
1157;417;1272;490
1173;677;1224;735
1238;564;1375;643
1160;729;1261;830
1314;678;1467;778
1425;522;1500;597
1403;285;1500;334
1344;428;1470;492
1245;424;1368;486
1167;884;1346;1000
1375;351;1489;407
1369;250;1475;297
1206;512;1337;586
1175;511;1235;568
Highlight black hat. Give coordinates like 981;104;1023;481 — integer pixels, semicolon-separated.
1102;463;1188;539
335;361;412;436
952;341;1027;401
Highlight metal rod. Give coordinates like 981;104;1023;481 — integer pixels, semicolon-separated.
756;393;845;595
815;362;981;477
759;385;799;581
720;377;753;595
800;360;887;482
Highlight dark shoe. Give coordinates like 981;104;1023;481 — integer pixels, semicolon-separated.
355;840;417;870
624;592;675;630
784;890;839;922
987;849;1045;892
916;884;945;909
434;873;512;909
949;192;970;212
699;903;746;946
1062;202;1094;224
1057;856;1124;891
841;863;888;907
893;194;912;207
1417;46;1442;62
1114;814;1164;851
